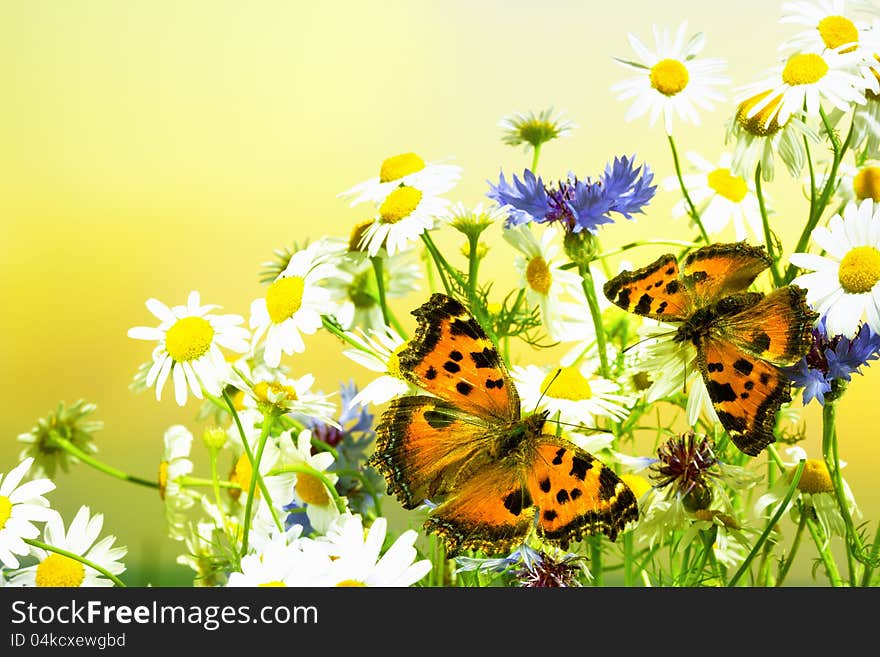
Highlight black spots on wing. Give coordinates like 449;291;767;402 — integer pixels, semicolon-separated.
543;509;558;522
456;381;473;396
450;317;483;340
503;488;531;517
665;280;680;294
665;266;675;275
485;378;504;389
759;372;771;385
707;362;724;373
733;358;754;376
707;379;738;403
740;392;750;399
449;350;463;361
752;331;771;352
425;366;437;380
443;360;460;373
598;467;619;501
470;347;497;369
690;270;708;283
423;409;454;429
635;293;653;314
744;380;755;390
656;301;668;314
653;279;664;288
717;409;748;433
556;489;570;505
569;455;592;481
570;488;582;500
615;288;631;308
539;477;551;493
552;448;565;465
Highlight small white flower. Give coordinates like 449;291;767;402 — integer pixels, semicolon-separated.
358;183;452;257
789;198;880;337
227;527;329;587
498;107;576;152
342;326;416;407
0;458;56;569
612;21;729;135
128;291;250;406
235;371;338;427
338;152;461;208
6;506;126;587
779;0;877;54
159;425;199;541
277;428;342;534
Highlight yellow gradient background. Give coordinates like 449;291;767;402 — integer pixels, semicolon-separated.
2;1;878;585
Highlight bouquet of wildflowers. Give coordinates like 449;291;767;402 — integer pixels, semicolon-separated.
6;0;880;588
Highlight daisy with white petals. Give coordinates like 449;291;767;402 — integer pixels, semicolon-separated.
250;244;335;369
342;325;417;407
358;183;452;258
338;152;462;208
158;425;198;541
790;198;880;337
0;458;55;569
278;429;342;534
128;291;250;406
779;0;875;55
612;21;729;134
6;506;126;587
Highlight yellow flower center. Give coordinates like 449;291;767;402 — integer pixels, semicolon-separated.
782;53;829;86
229;453;254;500
736;90;786;136
35;553;86;587
379;186;422;224
379;153;425;183
838;246;880;293
649;59;690;96
794;459;834;494
165;316;214;362
158;461;169;500
540;366;593;401
853;166;880;202
620;474;652;499
295;473;331;506
818;15;858;52
266;276;306;324
0;495;12;530
525;256;552;295
253;381;298;404
385;343;408;379
335;579;367;587
707;168;748;202
349;219;375;253
258;581;287;587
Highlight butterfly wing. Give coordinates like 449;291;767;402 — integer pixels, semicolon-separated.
603;253;692;321
698;337;793;456
527;438;638;545
397;293;518;421
369;396;493;509
681;242;771;307
715;286;816;366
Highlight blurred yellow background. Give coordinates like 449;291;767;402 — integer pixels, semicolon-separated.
2;0;878;585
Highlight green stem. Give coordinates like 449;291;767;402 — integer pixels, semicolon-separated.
267;464;347;514
531;143;542;174
25;538;126;587
755;164;782;287
467;234;481;306
179;476;241;490
420;232;454;295
623;533;634;587
806;514;844;586
668;134;710;245
590;536;603;586
728;459;805;587
775;503;807;586
859;523;880;586
371;256;406;336
48;432;158;489
578;264;610;378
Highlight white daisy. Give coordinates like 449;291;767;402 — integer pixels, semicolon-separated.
338;152;461;208
789;198;880;336
128;291;250;406
836;160;880;207
780;0;877;54
342;325;417;406
236;371;338;427
158;425;199;541
277;429;342;534
725;86;820;181
503;224;584;340
226;410;292;516
511;363;632;427
754;446;859;544
6;506;126;587
314;514;431;587
612;21;729;135
227;526;332;587
358;183;452;257
739;49;866;129
175;520;230;587
848;18;880;152
498;107;576;152
250;244;337;368
663;151;765;241
0;458;56;569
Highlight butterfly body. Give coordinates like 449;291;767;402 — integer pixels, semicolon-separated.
604;242;817;456
369;293;638;556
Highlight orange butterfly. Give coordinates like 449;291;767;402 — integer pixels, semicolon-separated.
368;293;638;557
603;241;817;456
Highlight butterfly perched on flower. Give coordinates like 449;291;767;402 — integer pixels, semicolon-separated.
368;293;638;557
603;241;817;456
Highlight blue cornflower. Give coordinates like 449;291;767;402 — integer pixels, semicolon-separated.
787;319;880;405
485;154;656;234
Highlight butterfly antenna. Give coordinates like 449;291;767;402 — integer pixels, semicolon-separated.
621;329;678;355
534;368;562;414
